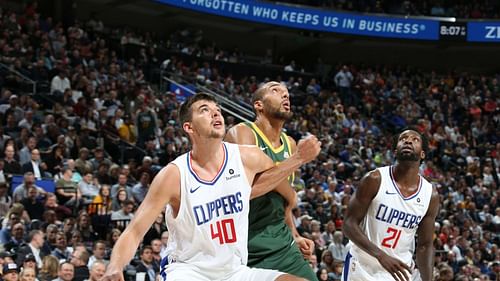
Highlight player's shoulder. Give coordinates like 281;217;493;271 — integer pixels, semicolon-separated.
225;123;257;145
364;168;382;181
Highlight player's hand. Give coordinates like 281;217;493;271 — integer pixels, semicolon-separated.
296;134;321;164
295;236;315;260
377;253;412;281
100;266;125;281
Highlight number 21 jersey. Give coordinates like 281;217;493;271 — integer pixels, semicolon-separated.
350;165;432;269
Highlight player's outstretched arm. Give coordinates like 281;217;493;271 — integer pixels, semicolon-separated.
240;135;321;199
101;164;180;281
416;187;440;281
343;170;411;281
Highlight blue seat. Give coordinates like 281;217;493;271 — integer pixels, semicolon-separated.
10;175;55;193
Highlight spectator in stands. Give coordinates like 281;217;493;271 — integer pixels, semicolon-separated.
111;188;130;212
2;263;19;281
154;231;167;258
13;172;46;203
143;213;166;248
21;149;48;179
51;231;70;260
334;65;353;105
90;147;113;171
110;199;134;222
3;145;21;179
87;241;108;269
21;254;37;272
107;229;122;249
20;186;45;220
45;145;65;176
319;250;335;274
135;100;159;148
55;167;80;207
131;172;150;204
150;239;162;267
95;163;112;186
135;246;159;281
75;212;96;243
89;185;111;215
44;224;59;249
50;70;71;96
1;203;30;230
0;182;12;216
18;136;37;166
70;248;89;281
19;267;36;281
38;256;59;281
3;222;25;252
110;173;132;200
53;262;74;281
16;230;45;268
78;172;99;203
85;260;106;281
327;231;347;263
75;148;92;176
44;193;71;221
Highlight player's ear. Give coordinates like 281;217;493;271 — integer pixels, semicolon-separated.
182;122;193;134
254;100;263;112
420;150;425;160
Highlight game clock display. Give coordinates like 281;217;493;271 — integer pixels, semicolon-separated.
439;21;467;41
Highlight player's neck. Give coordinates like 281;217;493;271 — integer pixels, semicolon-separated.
392;162;420;185
190;139;224;167
254;116;284;143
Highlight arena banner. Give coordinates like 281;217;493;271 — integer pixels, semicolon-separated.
169;83;196;102
156;0;439;40
467;22;500;42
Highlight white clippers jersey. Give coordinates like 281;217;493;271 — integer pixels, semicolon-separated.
350;165;432;270
165;142;251;279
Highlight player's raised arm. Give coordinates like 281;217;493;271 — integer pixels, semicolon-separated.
102;164;180;281
343;170;411;281
240;135;321;199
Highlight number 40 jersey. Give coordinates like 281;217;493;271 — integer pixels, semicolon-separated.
164;142;251;280
348;165;432;272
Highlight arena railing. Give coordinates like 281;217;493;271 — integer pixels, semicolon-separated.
0;62;37;95
162;75;255;123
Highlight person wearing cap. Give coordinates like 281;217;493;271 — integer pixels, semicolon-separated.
0;252;15;268
89;148;112;173
296;215;313;237
2;263;19;281
21;254;37;271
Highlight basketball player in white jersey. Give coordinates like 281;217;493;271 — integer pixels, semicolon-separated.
343;129;440;281
101;93;321;281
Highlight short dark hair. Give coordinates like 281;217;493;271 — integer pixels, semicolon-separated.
93;240;106;250
139;245;153;256
178;93;217;125
252;81;281;104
